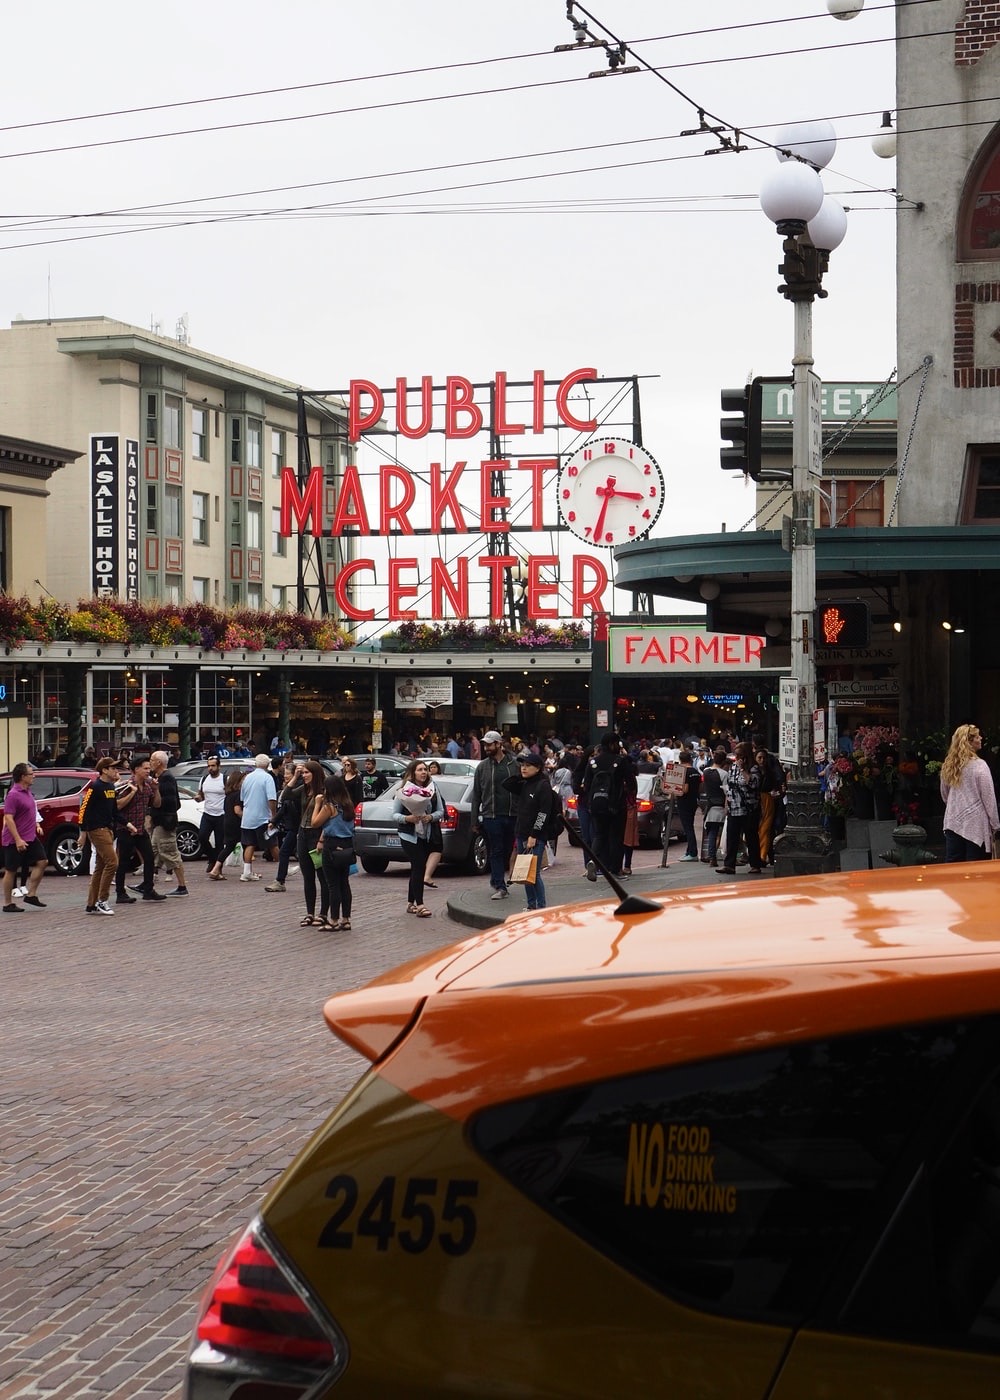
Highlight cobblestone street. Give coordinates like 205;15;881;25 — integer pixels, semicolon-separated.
0;859;501;1398
0;843;712;1398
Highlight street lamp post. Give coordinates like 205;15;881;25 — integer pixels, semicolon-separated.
759;123;847;877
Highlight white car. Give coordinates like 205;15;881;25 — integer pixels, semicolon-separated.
176;793;205;861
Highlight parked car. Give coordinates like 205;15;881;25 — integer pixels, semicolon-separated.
172;758;257;785
0;767;95;875
564;770;683;847
185;861;1000;1398
176;794;205;861
353;773;487;875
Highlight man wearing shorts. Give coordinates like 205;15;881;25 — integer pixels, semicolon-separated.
237;754;277;883
2;763;47;912
148;750;189;897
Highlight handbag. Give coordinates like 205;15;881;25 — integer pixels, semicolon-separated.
308;846;324;869
509;852;537;884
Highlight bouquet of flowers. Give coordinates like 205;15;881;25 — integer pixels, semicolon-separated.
399;781;434;837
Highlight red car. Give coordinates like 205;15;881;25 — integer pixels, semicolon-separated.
0;767;95;875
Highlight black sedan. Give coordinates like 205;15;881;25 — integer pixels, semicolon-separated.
353;774;488;875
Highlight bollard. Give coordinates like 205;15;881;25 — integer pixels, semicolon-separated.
879;823;938;866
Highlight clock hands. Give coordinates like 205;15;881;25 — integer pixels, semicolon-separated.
593;475;645;541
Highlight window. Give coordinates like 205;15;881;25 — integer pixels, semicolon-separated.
192;407;208;460
271;429;285;477
963;451;1000;522
164;485;182;538
271;585;287;610
229;583;241;606
818;479;884;528
247;583;263;610
271;507;286;557
192;492;209;544
164;394;182;450
472;1021;974;1328
146;484;158;533
164;575;182;604
0;506;9;590
229;500;242;547
230;417;242;464
192;577;209;603
247;502;262;550
247;418;262;469
145;393;158;443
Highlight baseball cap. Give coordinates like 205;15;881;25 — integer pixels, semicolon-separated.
516;750;542;766
482;730;503;744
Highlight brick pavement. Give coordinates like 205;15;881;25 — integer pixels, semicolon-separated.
0;857;501;1398
0;841;720;1397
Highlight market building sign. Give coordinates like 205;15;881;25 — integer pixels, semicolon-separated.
280;368;631;623
610;626;771;673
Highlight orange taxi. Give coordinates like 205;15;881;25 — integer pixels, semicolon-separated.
184;862;1000;1397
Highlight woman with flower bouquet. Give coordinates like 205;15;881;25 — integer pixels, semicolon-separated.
393;759;445;918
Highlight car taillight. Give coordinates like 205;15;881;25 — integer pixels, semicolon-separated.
355;802;363;824
565;795;578;812
440;803;458;831
188;1219;348;1400
637;799;654;813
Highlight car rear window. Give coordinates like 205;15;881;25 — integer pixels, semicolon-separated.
471;1020;983;1331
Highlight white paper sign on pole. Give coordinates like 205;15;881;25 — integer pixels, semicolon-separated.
661;761;687;798
779;677;799;767
813;707;826;764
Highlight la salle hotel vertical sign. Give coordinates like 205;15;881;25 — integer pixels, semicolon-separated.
90;434;139;599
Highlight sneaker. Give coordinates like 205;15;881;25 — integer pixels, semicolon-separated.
681;854;699;862
23;895;46;908
264;881;286;892
11;886;25;899
166;887;189;896
489;889;509;900
142;890;167;902
3;903;23;913
286;863;299;876
240;872;261;882
116;894;137;904
93;901;115;915
585;861;598;883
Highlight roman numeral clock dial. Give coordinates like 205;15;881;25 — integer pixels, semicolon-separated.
557;439;665;547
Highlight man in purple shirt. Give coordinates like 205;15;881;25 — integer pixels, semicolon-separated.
2;763;47;912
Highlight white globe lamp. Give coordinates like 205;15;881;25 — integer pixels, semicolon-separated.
760;160;825;234
807;196;848;253
774;119;837;171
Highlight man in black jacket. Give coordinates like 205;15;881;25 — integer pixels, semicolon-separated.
580;731;633;880
147;750;189;896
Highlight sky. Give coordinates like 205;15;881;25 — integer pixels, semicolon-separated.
0;0;901;623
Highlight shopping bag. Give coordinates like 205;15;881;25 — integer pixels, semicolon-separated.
225;842;242;869
308;847;324;870
510;852;537;884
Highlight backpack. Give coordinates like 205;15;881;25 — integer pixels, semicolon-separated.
588;760;622;818
542;801;565;842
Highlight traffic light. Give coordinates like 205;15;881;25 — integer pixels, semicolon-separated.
816;601;870;647
720;377;763;478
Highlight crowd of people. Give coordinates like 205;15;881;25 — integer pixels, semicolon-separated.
6;721;993;922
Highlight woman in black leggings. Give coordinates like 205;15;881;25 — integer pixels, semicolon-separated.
317;774;355;931
208;770;245;879
296;761;331;927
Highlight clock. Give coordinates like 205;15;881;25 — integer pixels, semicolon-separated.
558;438;665;547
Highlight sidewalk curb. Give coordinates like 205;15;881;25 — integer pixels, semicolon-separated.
446;860;773;930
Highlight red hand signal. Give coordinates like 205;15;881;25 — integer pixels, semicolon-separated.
821;606;847;644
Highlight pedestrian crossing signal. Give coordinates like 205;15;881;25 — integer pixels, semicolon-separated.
816;601;870;647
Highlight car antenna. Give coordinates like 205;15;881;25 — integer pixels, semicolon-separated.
577;835;661;916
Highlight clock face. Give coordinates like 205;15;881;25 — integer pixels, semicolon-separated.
557;438;665;547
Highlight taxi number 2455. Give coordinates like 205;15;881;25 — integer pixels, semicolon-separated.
318;1175;478;1256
